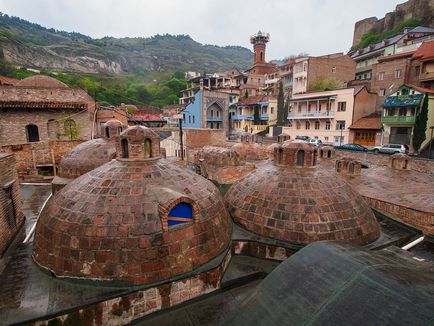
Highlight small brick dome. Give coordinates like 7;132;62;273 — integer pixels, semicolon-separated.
232;142;268;161
196;146;245;167
266;143;280;158
58;119;125;179
117;125;161;160
17;75;68;88
225;143;380;245
33;126;232;285
274;141;318;167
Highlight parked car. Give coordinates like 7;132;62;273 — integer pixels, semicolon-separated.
295;135;310;141
372;144;408;155
335;144;368;152
307;138;323;147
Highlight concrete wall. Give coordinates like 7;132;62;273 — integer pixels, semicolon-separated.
0;153;24;257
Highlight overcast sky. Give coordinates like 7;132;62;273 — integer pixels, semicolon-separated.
0;0;404;60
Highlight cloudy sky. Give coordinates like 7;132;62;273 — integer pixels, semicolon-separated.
0;0;404;59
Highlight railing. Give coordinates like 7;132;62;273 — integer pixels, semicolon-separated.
287;111;335;119
260;114;269;121
252;125;267;131
381;115;416;125
206;116;223;122
231;114;253;121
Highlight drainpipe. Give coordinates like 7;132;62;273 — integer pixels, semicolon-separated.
401;236;425;251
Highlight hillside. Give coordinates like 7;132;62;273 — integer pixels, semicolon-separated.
0;13;252;76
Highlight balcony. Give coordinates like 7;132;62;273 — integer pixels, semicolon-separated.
207;116;223;122
260;114;269;121
287;111;335;119
231;114;253;121
381;115;416;125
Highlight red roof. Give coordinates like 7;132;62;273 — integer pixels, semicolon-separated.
412;40;434;61
0;76;19;86
349;112;382;130
406;84;434;94
237;95;267;105
377;51;414;62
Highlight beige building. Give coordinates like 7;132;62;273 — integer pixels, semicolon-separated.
284;86;376;145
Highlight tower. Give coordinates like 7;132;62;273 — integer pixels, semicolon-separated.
250;31;270;65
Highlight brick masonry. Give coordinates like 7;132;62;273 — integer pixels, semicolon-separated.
0;153;24;257
33;250;232;326
0;140;84;177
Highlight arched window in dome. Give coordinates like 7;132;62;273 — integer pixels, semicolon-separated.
167;202;193;227
105;127;110;139
121;139;129;158
117;127;123;135
26;124;39;142
320;149;324;158
327;150;332;158
313;150;317;166
144;138;152;158
349;162;355;174
296;150;305;167
278;148;283;164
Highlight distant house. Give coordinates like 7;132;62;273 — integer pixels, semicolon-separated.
382;84;434;150
0;75;96;145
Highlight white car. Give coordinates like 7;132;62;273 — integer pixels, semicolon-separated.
372;144;408;155
307;138;323;147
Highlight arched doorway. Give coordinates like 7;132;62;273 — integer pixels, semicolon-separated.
26;124;39;142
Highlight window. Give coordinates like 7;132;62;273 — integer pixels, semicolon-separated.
334;136;344;144
296;150;305;167
315;121;320;130
325;121;331;130
167;202;193;227
337;102;346;112
332;67;336;73
144;138;152;158
188;116;191;123
296;121;301;130
305;121;310;130
336;120;345;130
26;124;39;142
271;107;274;114
121;139;129;158
324;136;329;141
192;116;195;124
105;127;110;138
379;89;386;96
379;72;385;80
395;69;402;78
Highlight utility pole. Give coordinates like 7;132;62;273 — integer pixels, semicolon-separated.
179;116;184;160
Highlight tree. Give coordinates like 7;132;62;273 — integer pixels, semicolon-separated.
310;76;343;91
277;81;285;126
413;95;428;151
254;105;260;125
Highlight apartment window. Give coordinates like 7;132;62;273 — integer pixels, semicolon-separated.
315;121;320;130
415;66;420;76
332;66;336;73
192;116;195;124
337;102;346;112
288;120;293;127
324;136;329;141
188;116;191;123
379;72;385;80
395;69;402;79
303;63;307;72
334;136;344;144
308;103;312;112
325;121;331;130
305;121;310;130
296;121;301;130
271;107;274;114
379;89;386;96
336;120;346;130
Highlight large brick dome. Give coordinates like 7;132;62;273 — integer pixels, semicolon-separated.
225;142;380;245
59;119;126;179
33;126;232;285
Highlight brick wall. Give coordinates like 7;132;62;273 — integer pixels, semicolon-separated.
0;153;24;257
0;109;91;145
308;55;356;89
0;140;83;177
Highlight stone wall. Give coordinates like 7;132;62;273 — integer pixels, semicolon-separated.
308;55;356;88
0;153;24;257
0;140;83;177
335;150;434;174
33;250;231;326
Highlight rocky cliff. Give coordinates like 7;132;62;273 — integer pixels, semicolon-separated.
352;0;434;47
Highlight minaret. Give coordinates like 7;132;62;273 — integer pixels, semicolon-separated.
250;31;270;65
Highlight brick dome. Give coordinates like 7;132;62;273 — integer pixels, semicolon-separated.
232;142;268;161
59;119;126;179
16;75;68;88
225;142;380;245
197;146;245;166
33;126;232;285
